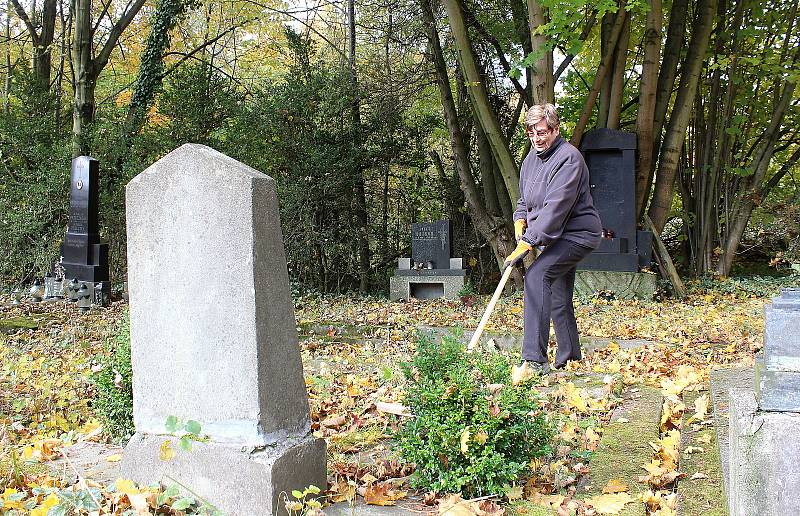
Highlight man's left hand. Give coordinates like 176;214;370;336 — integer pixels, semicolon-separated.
504;241;533;269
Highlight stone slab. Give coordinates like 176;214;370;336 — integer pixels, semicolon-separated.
764;301;800;371
727;387;800;516
121;433;326;516
709;365;754;503
125;144;310;445
755;362;800;412
389;275;464;301
574;270;657;300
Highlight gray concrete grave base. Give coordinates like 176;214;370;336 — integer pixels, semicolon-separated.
755;361;800;412
121;432;326;516
389;275;465;301
727;387;800;516
574;270;657;300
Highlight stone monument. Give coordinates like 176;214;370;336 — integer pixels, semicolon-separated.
390;220;466;300
120;144;326;515
576;129;655;299
727;288;800;515
60;156;110;304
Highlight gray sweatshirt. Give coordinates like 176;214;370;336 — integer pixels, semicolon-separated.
513;136;602;249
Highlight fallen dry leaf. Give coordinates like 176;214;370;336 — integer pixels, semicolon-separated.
602;479;629;494
363;483;406;506
586;492;634;514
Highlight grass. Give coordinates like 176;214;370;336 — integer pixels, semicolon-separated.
580;385;664;516
0;315;39;334
677;391;727;516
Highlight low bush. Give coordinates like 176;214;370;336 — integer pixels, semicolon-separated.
396;333;553;496
91;311;134;443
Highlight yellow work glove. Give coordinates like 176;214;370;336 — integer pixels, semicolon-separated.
504;240;533;269
514;219;527;241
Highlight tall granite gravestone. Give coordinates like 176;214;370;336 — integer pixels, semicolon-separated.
727;288;800;515
390;220;466;300
60;156;109;301
574;129;656;299
120;144;325;515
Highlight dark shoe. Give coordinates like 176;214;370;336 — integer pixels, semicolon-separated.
522;360;550;375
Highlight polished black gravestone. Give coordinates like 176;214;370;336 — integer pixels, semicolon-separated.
61;156;109;284
391;220;466;300
578;129;652;272
411;220;451;270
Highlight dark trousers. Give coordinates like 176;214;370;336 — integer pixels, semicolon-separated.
522;238;594;365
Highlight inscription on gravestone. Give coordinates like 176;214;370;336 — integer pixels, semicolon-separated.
411;220;450;269
61;156;109;283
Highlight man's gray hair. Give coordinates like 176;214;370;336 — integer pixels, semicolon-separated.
525;103;560;130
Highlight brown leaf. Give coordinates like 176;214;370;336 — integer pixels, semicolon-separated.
363;483;406;506
322;415;347;428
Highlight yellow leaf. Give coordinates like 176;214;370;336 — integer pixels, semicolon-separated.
687;394;710;424
602;479;629;494
363;483;406;506
697;433;713;444
115;478;140;495
106;453;123;462
460;427;471;454
511;363;535;386
474;430;489;445
690;472;709;480
683;446;704;455
505;484;523;501
586;492;634;514
438;494;476;515
527;492;566;509
159;440;175;461
30;493;60;516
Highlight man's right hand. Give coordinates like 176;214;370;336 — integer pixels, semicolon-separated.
514;219;527;241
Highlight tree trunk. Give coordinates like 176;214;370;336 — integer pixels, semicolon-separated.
10;0;56;91
648;0;716;233
72;0;94;156
4;2;10;114
442;0;520;202
348;0;370;292
634;0;662;216
526;0;554;104
606;12;630;129
640;0;689;217
597;12;614;126
571;4;627;146
71;0;146;156
420;0;520;282
716;81;796;276
477;122;501;216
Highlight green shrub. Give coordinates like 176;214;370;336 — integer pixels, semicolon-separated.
687;274;800;298
396;333;553;496
91;312;134;443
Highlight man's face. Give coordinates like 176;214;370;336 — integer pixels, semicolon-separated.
527;119;559;152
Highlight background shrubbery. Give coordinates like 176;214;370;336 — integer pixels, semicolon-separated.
397;333;553;496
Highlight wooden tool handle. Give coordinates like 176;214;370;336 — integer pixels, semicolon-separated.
467;264;515;352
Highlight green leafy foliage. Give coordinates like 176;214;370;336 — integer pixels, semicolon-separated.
397;333;553;496
687;275;799;298
91;312;134;443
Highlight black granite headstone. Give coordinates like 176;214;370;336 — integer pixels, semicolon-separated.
60;156;109;282
578;129;652;272
411;220;451;270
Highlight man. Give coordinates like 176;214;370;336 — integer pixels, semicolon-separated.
504;104;602;374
